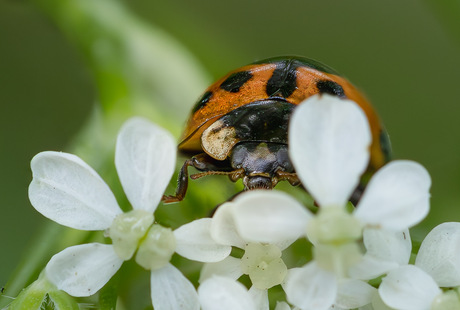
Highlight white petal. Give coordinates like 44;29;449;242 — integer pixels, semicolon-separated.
289;94;371;207
416;222;460;287
283;263;337;310
231;190;311;245
174;218;231;263
335;279;375;309
349;255;399;281
210;202;245;249
275;301;292;310
199;256;243;283
370;291;394;310
350;229;411;281
198;276;256;310
115;117;176;212
379;265;441;310
354;160;431;230
363;228;412;265
249;286;269;310
29;152;122;230
150;263;200;310
357;303;374;310
45;243;123;297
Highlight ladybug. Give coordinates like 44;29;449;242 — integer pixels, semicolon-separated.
163;56;391;203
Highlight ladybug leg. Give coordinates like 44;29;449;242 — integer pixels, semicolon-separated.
162;153;234;204
162;158;195;203
228;168;245;182
275;170;301;186
350;183;365;206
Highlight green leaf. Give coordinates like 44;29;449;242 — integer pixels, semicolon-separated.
7;277;79;310
47;291;80;310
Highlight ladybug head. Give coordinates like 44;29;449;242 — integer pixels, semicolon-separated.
230;142;295;191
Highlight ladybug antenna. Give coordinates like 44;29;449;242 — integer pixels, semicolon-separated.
190;168;245;181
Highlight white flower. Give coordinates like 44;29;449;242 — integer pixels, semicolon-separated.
283;264;375;310
415;222;460;287
275;301;300;310
241;94;431;310
378;222;460;310
198;276;266;310
349;228;412;280
29;117;230;309
201;190;311;306
288;94;431;238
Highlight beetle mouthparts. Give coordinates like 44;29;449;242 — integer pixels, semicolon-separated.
245;176;273;190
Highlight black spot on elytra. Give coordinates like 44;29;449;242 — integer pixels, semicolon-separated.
316;80;346;98
192;91;213;113
220;71;253;93
266;59;297;98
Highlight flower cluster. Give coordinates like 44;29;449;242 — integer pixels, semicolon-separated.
28;118;230;309
22;95;460;310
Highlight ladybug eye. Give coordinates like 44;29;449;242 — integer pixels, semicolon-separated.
275;148;293;172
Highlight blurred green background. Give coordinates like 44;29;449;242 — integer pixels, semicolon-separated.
1;0;460;286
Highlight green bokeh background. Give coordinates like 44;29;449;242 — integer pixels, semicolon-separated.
1;0;460;286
